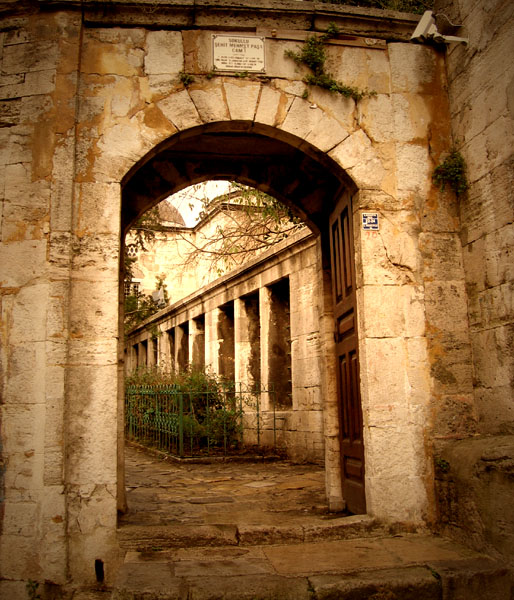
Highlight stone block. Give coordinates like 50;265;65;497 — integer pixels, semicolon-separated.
189;80;230;122
144;30;183;75
329;128;372;171
0;581;27;600
358;222;420;287
255;85;289;126
421;186;461;234
68;338;119;366
395;142;430;198
304;109;350;153
471;324;514;389
3;341;47;404
266;39;304;81
74;182;121;235
158;89;202;130
4;451;47;504
1;199;48;242
65;365;118;483
50;136;74;232
70;234;120;281
469;224;514;292
464;115;513;184
360;284;425;339
432;393;478;438
1;403;45;451
325;44;390;95
366;471;428;522
460;157;514;245
23;69;56;97
419;232;464;282
82;36;143;77
468;282;514;332
2;501;39;537
424;280;469;336
224;80;260;121
406;337;431;408
428;332;474;396
475;385;514;434
9;283;48;342
358;94;393;143
389;43;437;93
0;534;41;580
292;385;322;411
97;121;151;170
4;162;50;207
2;40;58;75
359;337;408;408
392;92;432;142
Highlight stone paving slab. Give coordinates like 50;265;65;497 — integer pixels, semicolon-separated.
113;447;512;599
112;534;511;600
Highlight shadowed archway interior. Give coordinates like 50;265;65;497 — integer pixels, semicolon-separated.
121;121;356;237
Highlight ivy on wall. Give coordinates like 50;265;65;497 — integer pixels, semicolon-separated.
285;23;375;101
432;149;469;195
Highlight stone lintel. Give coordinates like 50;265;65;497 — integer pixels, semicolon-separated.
30;0;419;41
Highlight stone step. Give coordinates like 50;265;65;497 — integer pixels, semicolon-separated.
111;534;511;600
117;514;398;551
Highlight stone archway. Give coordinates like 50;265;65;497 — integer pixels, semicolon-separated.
120;121;357;515
63;68;445;586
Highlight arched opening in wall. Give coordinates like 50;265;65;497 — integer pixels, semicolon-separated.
119;122;365;527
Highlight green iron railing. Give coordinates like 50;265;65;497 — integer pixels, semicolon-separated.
125;382;276;457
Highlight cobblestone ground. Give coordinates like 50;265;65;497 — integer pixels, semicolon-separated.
120;443;334;529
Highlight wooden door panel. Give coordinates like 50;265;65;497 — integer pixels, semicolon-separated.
329;193;366;515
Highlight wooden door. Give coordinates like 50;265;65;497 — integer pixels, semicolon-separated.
329;193;366;514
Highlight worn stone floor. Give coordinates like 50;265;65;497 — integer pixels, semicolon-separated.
120;442;333;532
110;444;512;599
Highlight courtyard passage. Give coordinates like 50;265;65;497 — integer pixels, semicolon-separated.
120;442;330;536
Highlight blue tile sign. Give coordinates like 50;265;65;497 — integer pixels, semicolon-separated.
362;212;379;231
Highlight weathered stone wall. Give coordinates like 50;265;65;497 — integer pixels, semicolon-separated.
0;9;84;598
432;0;514;566
0;0;485;594
436;0;513;435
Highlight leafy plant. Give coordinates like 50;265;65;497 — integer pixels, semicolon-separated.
285;23;374;101
26;581;41;600
126;366;243;453
432;149;469;195
179;71;195;87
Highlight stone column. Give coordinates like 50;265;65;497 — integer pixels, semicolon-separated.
259;287;272;411
175;322;189;371
204;309;219;375
190;316;205;369
147;337;156;367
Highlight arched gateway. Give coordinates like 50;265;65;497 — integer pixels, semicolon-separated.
1;0;479;591
121;122;365;514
